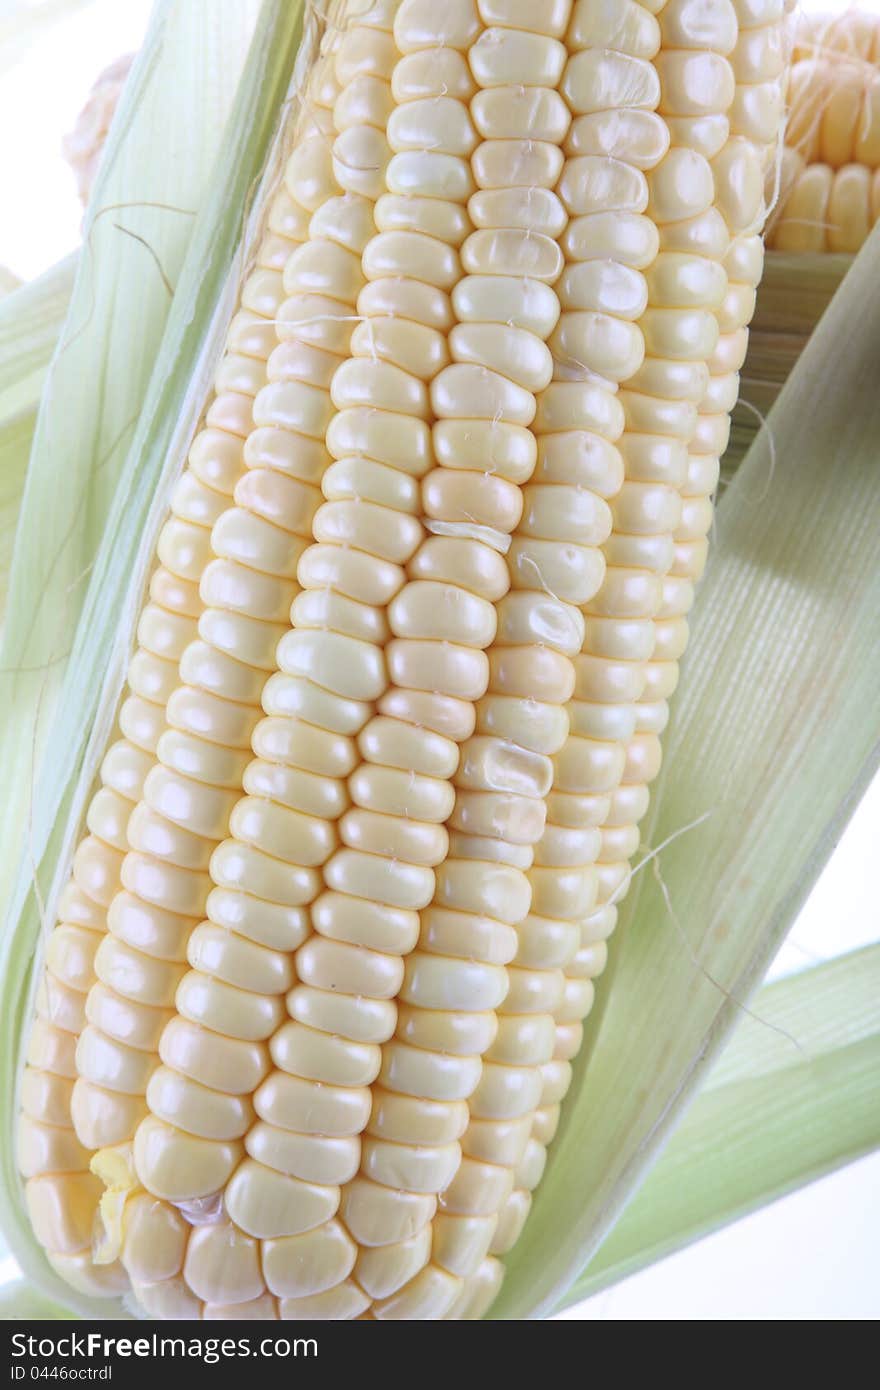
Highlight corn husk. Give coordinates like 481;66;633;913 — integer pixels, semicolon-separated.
561;942;880;1307
726;252;852;472
0;256;75;626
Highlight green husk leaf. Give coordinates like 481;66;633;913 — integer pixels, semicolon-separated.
726;252;851;473
560;945;880;1308
492;228;880;1318
0;255;76;419
0;410;36;632
0;1278;76;1321
0;258;76;624
0;0;310;1317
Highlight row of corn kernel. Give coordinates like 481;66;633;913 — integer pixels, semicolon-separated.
311;2;501;1317
455;0;669;1281
345;2;579;1320
533;0;784;1227
223;0;529;1319
89;50;347;1178
787;55;880;168
424;0;588;1312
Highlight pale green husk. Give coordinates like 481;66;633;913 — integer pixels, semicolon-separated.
0;12;878;1324
0;255;75;417
560;943;880;1307
0;257;75;628
726;253;851;472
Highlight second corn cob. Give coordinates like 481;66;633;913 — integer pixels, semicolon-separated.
767;8;880;252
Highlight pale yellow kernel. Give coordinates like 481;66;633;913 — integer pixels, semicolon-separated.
397;1002;498;1055
120;1191;188;1284
452;274;560;337
374;1264;462;1319
826;165;871;253
570;0;661;55
472;86;570;143
342;1176;436;1247
279;1280;369;1320
566;108;669;171
356;1225;432;1299
445;1256;504;1320
225;1158;339;1239
479;0;572;38
146;1066;253;1140
394;0;481;53
656;49;735;117
469;185;567;237
489;1188;530;1252
559;155;648;216
380;1040;483;1101
659;0;738;54
771;164;833;254
16;1117;89;1179
362;1136;461;1194
246;1123;359;1185
132;1277;202;1320
25;1173;102;1254
262;1221;356;1298
440;1155;515;1214
563;49;660;117
71;1080;147;1150
183;1223;264;1306
133;1115;241;1201
204;1295;278;1320
394;51;473;107
288;986;396;1046
469;28;567;89
255;1070;371;1137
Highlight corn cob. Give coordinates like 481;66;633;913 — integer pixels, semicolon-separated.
63;55;135;209
765;11;880;253
18;0;789;1320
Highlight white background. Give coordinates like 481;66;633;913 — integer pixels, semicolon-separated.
0;0;877;1321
